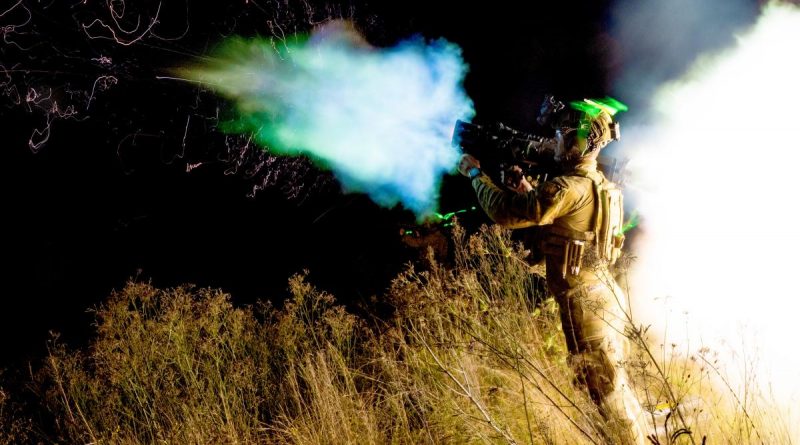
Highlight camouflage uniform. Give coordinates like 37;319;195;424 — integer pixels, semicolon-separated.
470;159;645;444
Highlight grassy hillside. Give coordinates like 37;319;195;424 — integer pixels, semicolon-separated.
1;225;791;444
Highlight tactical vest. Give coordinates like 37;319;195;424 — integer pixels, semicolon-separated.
593;175;626;265
543;170;625;278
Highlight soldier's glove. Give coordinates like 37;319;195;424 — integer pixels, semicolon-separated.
457;154;481;177
501;165;533;193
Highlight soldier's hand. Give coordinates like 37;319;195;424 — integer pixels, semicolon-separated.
457;154;480;177
501;165;534;193
516;176;534;193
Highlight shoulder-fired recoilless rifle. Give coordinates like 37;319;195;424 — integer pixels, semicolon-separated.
452;95;628;186
452;119;559;187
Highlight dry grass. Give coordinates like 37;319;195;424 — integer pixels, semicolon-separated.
0;378;32;445
1;224;793;444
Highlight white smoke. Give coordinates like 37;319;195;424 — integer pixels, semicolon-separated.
616;1;800;438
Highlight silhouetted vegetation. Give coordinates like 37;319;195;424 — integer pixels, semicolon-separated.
1;225;792;444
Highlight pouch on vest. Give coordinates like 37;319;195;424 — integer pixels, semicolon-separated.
595;181;625;265
563;239;586;278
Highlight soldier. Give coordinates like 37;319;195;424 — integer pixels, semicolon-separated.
399;221;450;265
458;109;645;444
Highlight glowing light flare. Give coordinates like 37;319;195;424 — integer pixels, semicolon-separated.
621;210;639;234
87;75;118;110
623;2;800;433
432;206;477;224
81;1;162;46
179;24;474;217
1;0;33;51
572;97;629;117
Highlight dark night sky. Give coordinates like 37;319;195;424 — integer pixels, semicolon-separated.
1;0;616;367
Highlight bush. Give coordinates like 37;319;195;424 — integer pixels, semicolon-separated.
2;224;791;444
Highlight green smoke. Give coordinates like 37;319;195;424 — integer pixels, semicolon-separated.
179;23;474;217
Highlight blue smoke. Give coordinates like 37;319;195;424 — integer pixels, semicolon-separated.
181;22;474;218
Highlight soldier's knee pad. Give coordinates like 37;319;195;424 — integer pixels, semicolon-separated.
569;350;617;402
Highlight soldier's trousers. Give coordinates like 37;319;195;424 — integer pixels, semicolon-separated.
555;272;646;445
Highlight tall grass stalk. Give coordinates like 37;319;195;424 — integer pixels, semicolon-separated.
1;224;791;444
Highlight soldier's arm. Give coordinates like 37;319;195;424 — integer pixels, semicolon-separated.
471;173;572;229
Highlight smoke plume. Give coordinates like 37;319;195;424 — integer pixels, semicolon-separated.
179;21;474;218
